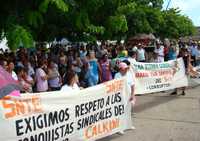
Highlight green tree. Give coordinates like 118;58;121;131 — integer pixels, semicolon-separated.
159;8;196;39
0;0;69;50
0;0;196;50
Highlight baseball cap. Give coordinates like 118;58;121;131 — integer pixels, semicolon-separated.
119;62;128;70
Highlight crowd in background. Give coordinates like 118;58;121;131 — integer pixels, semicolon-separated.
0;39;200;93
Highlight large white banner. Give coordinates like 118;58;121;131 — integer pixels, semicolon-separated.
0;78;132;141
132;58;188;94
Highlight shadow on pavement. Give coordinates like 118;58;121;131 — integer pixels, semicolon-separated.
134;95;178;113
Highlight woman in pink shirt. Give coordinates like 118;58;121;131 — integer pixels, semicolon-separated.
36;61;48;92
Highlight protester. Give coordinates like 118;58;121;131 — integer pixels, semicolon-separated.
114;62;136;132
196;45;200;66
59;51;67;78
79;45;87;59
7;60;18;81
0;39;199;94
188;42;198;66
117;46;128;58
137;43;146;62
23;59;35;78
99;53;113;83
72;53;83;76
35;60;48;92
171;48;190;96
0;60;8;70
122;60;136;106
48;61;62;91
164;40;169;61
79;60;90;88
128;50;137;66
61;70;80;92
154;40;165;63
168;42;177;61
23;69;34;92
115;62;135;103
150;52;159;63
87;50;100;86
17;67;34;93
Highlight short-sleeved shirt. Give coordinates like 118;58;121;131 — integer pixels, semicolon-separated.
154;46;164;62
12;71;18;81
188;46;198;56
61;83;80;93
137;48;145;61
99;60;112;82
114;71;135;94
20;76;33;93
36;68;48;92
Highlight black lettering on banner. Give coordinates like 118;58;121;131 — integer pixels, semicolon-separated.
38;132;44;141
64;122;74;136
15;108;71;140
48;112;59;126
24;117;32;134
148;83;170;90
54;127;60;140
36;115;43;129
111;92;121;104
59;110;65;122
16;119;24;136
59;124;65;137
75;98;105;118
76;107;113;130
62;138;69;141
17;122;73;141
76;92;124;132
114;105;125;116
106;96;110;106
15;91;125;141
75;105;80;117
32;116;36;131
45;130;51;141
51;128;55;141
155;78;161;84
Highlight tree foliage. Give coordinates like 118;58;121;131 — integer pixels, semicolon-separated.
0;0;196;50
159;8;196;39
0;0;69;50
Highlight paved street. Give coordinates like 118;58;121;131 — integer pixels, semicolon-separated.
99;81;200;141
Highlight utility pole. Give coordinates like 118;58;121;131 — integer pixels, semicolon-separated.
166;0;172;10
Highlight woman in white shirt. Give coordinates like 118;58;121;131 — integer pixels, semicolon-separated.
61;70;80;93
137;44;146;62
154;41;164;63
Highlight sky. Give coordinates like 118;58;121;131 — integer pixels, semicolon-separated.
163;0;200;26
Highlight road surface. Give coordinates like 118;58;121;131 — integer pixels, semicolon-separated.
99;83;200;141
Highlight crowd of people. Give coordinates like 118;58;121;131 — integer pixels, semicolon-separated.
0;39;200;94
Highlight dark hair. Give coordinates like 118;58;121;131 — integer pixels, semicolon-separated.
38;60;45;68
16;67;24;75
122;60;130;66
128;50;136;57
102;53;108;59
0;60;6;66
63;70;76;86
7;60;14;65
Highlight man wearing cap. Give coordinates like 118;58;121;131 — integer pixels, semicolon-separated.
114;62;136;134
115;62;135;101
